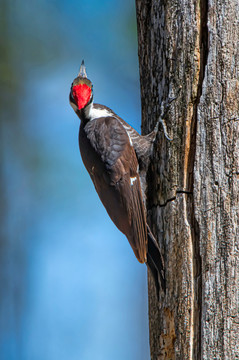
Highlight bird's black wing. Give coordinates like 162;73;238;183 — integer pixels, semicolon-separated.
82;116;148;263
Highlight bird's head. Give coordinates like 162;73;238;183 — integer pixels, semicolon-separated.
69;61;93;114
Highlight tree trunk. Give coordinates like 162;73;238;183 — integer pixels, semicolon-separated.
135;0;239;359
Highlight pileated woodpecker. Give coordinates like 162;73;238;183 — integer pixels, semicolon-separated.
69;61;165;294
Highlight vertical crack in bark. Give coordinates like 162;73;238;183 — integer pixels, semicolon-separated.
188;0;208;358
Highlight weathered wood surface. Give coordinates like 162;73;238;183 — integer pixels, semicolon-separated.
135;0;239;359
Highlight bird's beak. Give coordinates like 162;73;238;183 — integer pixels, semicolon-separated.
78;60;87;78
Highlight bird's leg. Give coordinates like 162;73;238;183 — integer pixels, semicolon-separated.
153;97;175;141
154;88;181;141
155;113;173;141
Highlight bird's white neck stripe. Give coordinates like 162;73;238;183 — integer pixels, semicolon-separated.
85;103;113;120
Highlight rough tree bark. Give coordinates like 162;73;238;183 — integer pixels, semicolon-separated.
135;0;239;359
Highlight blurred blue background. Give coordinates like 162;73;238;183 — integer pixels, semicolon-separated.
0;0;150;359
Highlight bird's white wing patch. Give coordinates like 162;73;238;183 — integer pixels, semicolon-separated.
130;176;137;186
88;106;113;120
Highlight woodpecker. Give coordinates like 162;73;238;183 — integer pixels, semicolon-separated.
69;61;165;294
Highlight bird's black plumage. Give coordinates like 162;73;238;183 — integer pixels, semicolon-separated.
79;116;147;263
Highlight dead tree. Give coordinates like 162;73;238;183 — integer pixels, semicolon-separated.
135;0;239;359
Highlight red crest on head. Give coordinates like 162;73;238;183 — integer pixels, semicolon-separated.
72;84;92;110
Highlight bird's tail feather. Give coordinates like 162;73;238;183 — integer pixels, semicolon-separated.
146;225;166;296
